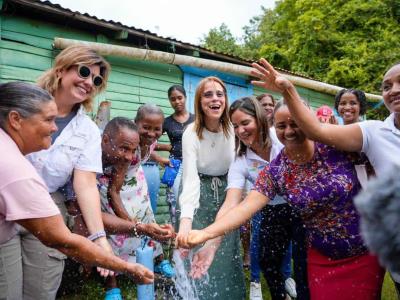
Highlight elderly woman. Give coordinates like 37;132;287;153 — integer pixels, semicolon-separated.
26;45;113;297
0;82;153;299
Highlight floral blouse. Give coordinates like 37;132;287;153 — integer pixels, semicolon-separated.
254;142;367;260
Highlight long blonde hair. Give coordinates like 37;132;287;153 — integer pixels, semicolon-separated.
193;76;231;139
37;45;111;112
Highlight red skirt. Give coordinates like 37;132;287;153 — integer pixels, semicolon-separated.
308;248;385;300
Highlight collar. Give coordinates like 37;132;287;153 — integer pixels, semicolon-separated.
382;113;400;135
245;147;267;163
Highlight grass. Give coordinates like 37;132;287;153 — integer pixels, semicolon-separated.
59;266;398;299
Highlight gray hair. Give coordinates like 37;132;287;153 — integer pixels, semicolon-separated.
134;103;164;123
354;164;400;274
0;82;54;129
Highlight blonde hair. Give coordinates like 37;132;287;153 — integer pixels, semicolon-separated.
193;76;231;139
37;45;111;112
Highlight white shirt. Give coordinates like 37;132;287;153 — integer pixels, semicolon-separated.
227;127;286;205
179;123;235;219
27;105;102;193
359;113;400;176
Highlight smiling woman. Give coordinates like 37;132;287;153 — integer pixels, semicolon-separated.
0;82;153;300
24;45;116;298
176;76;246;299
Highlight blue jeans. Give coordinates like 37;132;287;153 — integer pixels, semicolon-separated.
259;204;309;300
250;210;292;283
142;162;160;214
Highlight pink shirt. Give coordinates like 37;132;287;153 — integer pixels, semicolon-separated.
0;129;59;244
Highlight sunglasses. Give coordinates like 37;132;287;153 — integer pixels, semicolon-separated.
77;65;103;87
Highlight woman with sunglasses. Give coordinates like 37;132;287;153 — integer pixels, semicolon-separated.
176;76;246;299
25;45;113;298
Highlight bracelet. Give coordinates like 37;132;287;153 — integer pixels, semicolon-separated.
88;230;106;242
132;221;142;238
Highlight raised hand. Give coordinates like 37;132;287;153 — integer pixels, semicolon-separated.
251;58;293;93
190;245;218;279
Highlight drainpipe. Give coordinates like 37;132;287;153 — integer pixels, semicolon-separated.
53;37;382;102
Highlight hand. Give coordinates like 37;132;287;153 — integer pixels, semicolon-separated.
126;262;154;284
94;237;115;277
190;244;218;279
180;229;214;249
251;58;293;93
160;158;172;168
140;223;176;242
328;115;338;125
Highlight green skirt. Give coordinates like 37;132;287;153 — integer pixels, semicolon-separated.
190;173;245;300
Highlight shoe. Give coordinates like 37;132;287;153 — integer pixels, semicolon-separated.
285;277;297;298
154;260;175;278
104;288;122;300
249;281;263;300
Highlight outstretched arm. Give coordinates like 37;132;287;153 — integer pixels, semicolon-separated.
178;190;269;248
17;215;153;284
251;58;363;152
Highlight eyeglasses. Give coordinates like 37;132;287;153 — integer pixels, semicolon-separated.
202;91;225;99
77;65;103;87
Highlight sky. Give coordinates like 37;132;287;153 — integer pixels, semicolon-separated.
48;0;276;45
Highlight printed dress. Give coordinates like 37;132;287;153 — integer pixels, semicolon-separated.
98;164;162;262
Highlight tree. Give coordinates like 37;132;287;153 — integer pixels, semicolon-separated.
201;0;400;98
200;23;243;57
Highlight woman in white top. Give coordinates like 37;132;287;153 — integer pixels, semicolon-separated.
27;45;114;297
250;58;400;292
177;76;245;299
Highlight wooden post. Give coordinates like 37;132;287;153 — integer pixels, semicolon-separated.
95;100;111;131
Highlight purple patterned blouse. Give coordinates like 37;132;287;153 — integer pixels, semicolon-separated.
254;142;367;260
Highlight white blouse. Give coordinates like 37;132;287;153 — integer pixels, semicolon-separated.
179;123;235;220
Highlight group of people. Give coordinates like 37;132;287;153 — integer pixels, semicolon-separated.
0;43;399;300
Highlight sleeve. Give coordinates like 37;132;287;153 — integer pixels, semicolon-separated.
1;178;60;221
358;120;376;154
178;127;200;219
226;157;247;190
75;122;103;173
253;165;277;201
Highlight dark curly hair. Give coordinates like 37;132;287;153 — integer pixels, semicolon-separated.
334;89;368;116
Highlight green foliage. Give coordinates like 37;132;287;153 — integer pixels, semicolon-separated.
200;23;243;57
201;0;400;103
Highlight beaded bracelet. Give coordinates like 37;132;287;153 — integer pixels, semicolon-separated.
132;221;142;238
88;230;106;242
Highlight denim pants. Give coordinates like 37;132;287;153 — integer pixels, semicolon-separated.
142;162;160;213
259;204;310;300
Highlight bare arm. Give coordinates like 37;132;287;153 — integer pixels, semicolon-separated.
73;169;114;261
150;152;170;167
251;58;363;152
107;164;131;221
101;213;175;242
178;190;269;248
154;143;172;152
17;215;153;284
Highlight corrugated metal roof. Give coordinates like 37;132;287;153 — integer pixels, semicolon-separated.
2;0;317;80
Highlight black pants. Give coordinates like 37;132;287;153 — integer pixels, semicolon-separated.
259;204;310;300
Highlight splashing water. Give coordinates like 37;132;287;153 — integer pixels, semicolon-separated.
170;250;209;300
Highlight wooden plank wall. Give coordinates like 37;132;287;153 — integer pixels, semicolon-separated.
0;13;179;223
